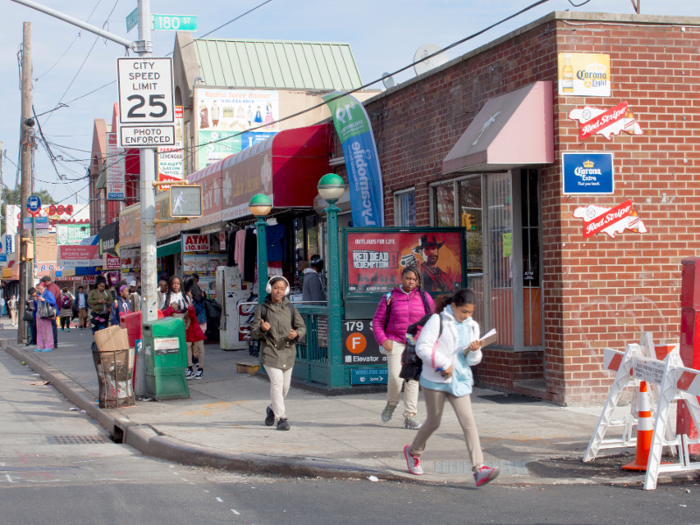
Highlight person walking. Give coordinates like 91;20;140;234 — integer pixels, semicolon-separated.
372;266;434;430
9;294;18;327
25;288;37;346
163;286;206;381
34;281;58;352
157;279;170;311
110;285;131;326
75;286;89;329
129;281;141;312
87;277;110;334
59;287;74;332
183;275;207;379
250;276;306;431
302;255;326;302
40;276;62;348
402;288;499;487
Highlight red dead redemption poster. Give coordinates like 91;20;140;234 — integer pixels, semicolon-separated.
346;229;464;294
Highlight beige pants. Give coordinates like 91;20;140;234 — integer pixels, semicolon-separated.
385;342;419;417
409;388;484;468
187;340;205;368
268;366;293;421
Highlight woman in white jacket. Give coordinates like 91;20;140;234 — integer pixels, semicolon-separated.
403;288;499;487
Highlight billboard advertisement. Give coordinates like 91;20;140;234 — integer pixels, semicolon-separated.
195;88;279;168
558;53;611;97
158;106;185;182
344;228;466;295
107;132;126;200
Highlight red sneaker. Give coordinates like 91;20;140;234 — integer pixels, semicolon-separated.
403;445;423;475
473;465;500;487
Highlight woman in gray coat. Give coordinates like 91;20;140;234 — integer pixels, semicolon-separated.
251;276;306;431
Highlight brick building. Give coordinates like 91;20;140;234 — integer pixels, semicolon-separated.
331;11;700;404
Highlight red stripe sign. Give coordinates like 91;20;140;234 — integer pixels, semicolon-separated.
583;200;633;239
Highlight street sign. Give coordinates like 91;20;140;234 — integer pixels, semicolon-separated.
26;195;41;214
126;7;138;33
153;14;197;32
35;229;50;237
169;185;202;217
116;57;175;148
22;216;49;229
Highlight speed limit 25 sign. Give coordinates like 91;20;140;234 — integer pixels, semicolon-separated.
117;57;175;148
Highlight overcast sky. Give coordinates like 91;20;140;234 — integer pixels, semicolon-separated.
1;0;698;205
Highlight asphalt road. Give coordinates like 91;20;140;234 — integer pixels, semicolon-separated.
2;337;700;525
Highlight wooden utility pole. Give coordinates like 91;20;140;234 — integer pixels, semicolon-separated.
17;22;32;344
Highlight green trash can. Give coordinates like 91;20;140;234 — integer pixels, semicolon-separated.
143;317;190;401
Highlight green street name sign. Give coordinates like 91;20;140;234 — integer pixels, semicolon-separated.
152;14;197;32
126;7;138;33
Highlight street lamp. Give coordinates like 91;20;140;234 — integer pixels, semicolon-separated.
317;174;345;380
249;193;272;303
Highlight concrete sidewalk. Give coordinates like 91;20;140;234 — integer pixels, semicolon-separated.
0;328;678;486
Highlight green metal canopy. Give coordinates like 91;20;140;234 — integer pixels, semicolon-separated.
193;38;363;91
157;239;181;258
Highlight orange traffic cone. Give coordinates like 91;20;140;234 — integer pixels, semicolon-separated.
622;381;657;471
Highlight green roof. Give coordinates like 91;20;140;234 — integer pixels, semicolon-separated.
194;38;363;91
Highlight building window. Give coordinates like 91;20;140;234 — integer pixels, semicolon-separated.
433;182;455;227
521;169;542;346
395;190;416;227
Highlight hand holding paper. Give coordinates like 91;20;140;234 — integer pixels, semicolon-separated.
479;329;497;348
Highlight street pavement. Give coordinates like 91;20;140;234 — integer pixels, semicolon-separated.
0;320;693;489
2;341;700;525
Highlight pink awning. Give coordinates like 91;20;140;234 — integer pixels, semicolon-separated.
442;81;554;174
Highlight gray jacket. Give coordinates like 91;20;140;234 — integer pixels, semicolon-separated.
302;269;326;302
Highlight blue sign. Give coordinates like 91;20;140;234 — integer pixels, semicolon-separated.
562;152;614;195
324;92;384;227
351;368;388;385
27;195;42;213
5;235;12;255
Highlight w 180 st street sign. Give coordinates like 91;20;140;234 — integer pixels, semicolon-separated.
117;57;175;148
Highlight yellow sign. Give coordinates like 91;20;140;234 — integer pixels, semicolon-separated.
558;53;611;97
502;233;512;258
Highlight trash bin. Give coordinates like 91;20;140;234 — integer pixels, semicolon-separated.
92;348;136;408
120;311;142;348
142;317;190;401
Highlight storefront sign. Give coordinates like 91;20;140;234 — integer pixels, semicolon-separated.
58;245;102;268
342;319;386;366
573;200;648;239
345;229;465;294
558;53;611;97
350;368;388;385
183;234;209;253
120;248;140;272
324;91;384;227
195;88;279;168
56;224;90;245
569;102;643;140
107;132;126;200
158;106;185;182
119;206;141;247
104;254;121;270
82;275;97;286
562;153;614;195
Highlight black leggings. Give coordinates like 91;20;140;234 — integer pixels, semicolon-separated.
60;317;71;329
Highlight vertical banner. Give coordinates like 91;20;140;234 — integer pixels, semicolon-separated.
107;132;126;200
158;106;185;182
323;92;384;227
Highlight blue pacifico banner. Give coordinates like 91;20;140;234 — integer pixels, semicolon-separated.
323;92;384;227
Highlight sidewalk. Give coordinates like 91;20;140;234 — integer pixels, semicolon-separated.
0;327;673;486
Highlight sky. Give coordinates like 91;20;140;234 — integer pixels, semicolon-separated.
1;0;698;206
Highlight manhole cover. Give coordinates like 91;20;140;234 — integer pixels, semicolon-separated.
433;460;529;475
479;394;542;404
47;435;109;445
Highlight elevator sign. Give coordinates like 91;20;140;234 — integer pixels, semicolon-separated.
116;57;175;148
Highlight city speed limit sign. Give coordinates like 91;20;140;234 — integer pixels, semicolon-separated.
116;57;175;148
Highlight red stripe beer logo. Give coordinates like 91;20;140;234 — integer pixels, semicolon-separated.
569;101;644;141
573;200;648;239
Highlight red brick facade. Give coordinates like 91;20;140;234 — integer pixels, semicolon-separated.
332;12;700;404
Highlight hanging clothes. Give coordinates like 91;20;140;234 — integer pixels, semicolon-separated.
235;229;247;271
266;223;286;263
244;227;257;283
227;230;237;267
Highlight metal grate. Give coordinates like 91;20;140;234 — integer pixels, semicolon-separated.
433;460;529;476
47;435;109;445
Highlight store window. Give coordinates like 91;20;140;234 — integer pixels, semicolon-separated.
521;169;542;346
395;190;416;227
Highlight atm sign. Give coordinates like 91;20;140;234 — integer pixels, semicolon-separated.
183;234;209;253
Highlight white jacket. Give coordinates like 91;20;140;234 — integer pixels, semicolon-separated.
415;309;482;384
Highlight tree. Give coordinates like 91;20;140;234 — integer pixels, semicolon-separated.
1;187;57;236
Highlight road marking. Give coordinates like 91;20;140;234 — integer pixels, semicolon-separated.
231;509;240;515
5;474;16;483
216;497;223;502
181;478;188;482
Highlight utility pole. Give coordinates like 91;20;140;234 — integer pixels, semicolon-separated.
17;22;32;344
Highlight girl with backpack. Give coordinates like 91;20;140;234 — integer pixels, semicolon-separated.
161;287;206;380
110;285;131;326
182;275;207;379
59;287;74;332
250;276;306;431
372;266;435;430
403;288;499;487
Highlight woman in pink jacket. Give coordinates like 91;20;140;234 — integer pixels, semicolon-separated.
372;266;435;430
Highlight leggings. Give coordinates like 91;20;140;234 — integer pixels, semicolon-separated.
60;317;71;329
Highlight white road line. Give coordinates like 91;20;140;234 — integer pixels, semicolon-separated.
216;497;223;502
181;478;188;482
231;509;240;515
5;474;16;483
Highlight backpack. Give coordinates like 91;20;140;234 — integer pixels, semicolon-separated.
61;295;72;309
399;313;443;381
383;287;431;330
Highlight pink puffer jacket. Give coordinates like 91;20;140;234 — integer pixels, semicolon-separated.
372;287;435;345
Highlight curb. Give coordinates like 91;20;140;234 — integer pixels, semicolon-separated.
1;339;403;482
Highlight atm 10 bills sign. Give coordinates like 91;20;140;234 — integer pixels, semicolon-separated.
562;152;613;195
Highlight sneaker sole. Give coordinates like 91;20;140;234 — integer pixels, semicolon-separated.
403;445;423;475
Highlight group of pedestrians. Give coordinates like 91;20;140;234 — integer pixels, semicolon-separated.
249;264;498;487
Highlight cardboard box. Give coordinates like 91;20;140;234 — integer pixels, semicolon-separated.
95;325;130;352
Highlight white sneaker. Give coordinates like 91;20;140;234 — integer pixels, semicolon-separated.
404;445;423;475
